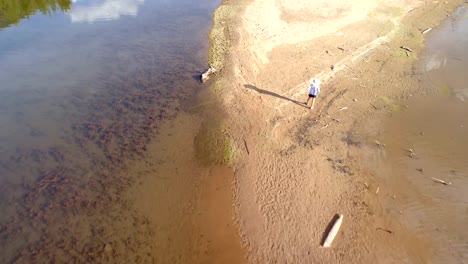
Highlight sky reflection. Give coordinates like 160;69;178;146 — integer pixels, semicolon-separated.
68;0;145;23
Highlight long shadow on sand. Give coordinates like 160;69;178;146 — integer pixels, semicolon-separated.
244;84;307;108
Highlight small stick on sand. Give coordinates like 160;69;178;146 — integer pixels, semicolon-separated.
375;140;386;147
376;227;394;234
375;187;380;194
431;177;451;185
243;139;250;155
400;46;413;52
323;215;344;247
421;28;432;34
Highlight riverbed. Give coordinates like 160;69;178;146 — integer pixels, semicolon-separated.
0;0;246;262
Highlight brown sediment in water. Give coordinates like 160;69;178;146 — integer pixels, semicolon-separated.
0;36;233;263
0;66;181;262
365;7;468;262
209;0;466;262
191;166;247;263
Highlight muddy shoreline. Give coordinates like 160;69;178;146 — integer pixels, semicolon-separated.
209;0;466;262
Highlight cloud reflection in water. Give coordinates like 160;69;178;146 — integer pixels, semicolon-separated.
69;0;145;23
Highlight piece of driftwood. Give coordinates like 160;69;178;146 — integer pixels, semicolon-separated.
432;177;451;185
400;46;413;52
408;148;417;158
323;215;344;247
201;66;216;83
243;139;250;155
376;227;394;234
421;28;432;34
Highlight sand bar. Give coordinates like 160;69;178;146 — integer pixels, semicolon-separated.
209;0;463;262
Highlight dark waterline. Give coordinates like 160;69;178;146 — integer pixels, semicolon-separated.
0;0;220;262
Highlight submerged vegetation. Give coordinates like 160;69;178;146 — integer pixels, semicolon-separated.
192;85;235;167
194;123;234;166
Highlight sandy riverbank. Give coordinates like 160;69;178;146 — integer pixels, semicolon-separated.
209;0;464;262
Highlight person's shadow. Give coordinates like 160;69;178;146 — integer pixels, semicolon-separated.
244;84;307;108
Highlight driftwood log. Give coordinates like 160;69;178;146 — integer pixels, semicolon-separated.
323;214;344;247
201;66;217;83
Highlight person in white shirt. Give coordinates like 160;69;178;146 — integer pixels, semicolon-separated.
306;77;321;110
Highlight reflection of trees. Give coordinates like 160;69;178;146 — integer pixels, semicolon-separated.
0;0;71;28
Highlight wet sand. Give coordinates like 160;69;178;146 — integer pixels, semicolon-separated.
209;0;467;262
119;106;246;263
193;166;247;264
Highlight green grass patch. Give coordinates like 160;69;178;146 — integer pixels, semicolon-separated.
192;86;235;166
437;84;450;95
393;25;424;48
390;49;408;58
381;96;402;112
208;4;243;71
194;123;235;166
377;20;396;37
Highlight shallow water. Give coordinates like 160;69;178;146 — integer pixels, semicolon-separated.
0;0;227;262
369;6;468;263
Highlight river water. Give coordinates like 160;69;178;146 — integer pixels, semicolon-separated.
367;6;468;263
0;0;242;263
